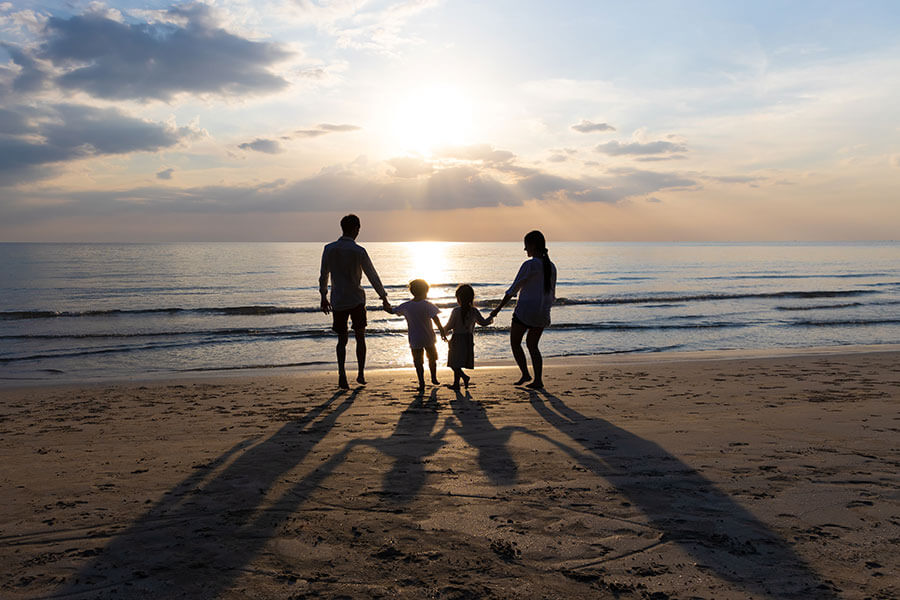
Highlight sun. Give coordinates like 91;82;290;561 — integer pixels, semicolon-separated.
388;85;473;156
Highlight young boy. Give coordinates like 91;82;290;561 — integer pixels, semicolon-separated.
385;279;446;392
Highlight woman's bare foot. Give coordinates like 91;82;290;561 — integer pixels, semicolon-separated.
431;378;440;385
514;374;532;385
462;374;470;389
446;383;460;391
338;376;350;390
525;380;544;390
356;374;366;385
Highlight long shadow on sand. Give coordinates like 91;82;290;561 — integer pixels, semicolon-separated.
53;388;360;598
356;388;450;504
446;389;518;486
527;389;839;599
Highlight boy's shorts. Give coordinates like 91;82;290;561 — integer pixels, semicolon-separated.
332;303;367;334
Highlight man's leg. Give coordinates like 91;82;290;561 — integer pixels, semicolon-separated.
336;332;350;389
510;320;531;385
354;329;367;384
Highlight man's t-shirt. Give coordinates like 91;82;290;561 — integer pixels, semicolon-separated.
394;300;440;349
319;236;387;311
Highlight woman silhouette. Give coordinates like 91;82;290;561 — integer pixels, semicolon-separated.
490;230;557;389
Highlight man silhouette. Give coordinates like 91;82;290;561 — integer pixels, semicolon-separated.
319;214;390;388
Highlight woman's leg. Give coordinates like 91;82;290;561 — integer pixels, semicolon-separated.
510;320;531;385
525;327;545;388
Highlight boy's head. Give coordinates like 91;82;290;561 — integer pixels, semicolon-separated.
408;279;429;299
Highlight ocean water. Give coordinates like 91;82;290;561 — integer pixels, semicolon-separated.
2;242;899;383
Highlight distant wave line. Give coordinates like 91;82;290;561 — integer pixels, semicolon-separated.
1;289;884;321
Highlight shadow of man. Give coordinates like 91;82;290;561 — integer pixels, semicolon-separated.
446;390;518;486
56;388;360;598
527;389;839;599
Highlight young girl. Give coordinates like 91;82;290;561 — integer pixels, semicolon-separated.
444;284;493;390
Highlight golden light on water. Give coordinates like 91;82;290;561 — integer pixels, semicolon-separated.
402;241;454;287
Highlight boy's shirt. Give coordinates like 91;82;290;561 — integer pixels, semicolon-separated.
394;300;440;349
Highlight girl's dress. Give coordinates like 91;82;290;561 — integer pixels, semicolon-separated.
446;306;490;369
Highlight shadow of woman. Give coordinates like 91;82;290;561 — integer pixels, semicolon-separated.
54;388;360;598
446;390;518;486
526;389;839;599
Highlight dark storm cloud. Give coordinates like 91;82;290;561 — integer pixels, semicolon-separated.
596;140;687;156
0;104;196;185
238;138;284;154
36;5;292;101
2;43;50;93
571;119;615;133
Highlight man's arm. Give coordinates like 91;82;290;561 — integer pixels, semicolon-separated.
319;248;331;314
361;250;388;301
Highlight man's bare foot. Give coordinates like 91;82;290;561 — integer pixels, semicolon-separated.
356;375;366;385
525;380;544;390
514;374;531;385
338;376;350;390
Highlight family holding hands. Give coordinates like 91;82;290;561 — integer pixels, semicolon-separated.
320;215;556;393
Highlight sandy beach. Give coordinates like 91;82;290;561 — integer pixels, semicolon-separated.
1;349;898;599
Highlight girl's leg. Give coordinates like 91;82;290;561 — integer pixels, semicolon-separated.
510;320;531;385
425;344;439;384
460;368;470;389
411;348;425;390
450;367;462;389
525;327;545;388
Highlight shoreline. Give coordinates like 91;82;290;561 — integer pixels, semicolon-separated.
3;342;900;391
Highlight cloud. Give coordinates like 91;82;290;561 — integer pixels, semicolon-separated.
433;143;516;165
596;140;687;156
34;4;292;101
547;154;568;163
0;103;198;185
2;42;49;93
156;168;175;180
571;119;615;133
388;156;433;178
238;138;284;154
293;123;360;138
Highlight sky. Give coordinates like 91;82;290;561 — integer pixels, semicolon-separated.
1;0;898;242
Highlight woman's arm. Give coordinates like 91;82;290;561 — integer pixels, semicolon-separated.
489;294;513;319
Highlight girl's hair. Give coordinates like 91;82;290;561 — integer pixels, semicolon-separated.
524;230;553;293
409;279;429;298
455;284;474;321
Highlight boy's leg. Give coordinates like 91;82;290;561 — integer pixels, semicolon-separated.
425;344;439;384
509;320;531;385
411;348;425;390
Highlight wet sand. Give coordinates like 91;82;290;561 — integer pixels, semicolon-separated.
1;349;898;599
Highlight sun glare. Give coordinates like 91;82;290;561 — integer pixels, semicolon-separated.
389;85;473;156
404;241;453;287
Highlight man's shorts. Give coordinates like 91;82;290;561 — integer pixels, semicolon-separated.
332;303;367;334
